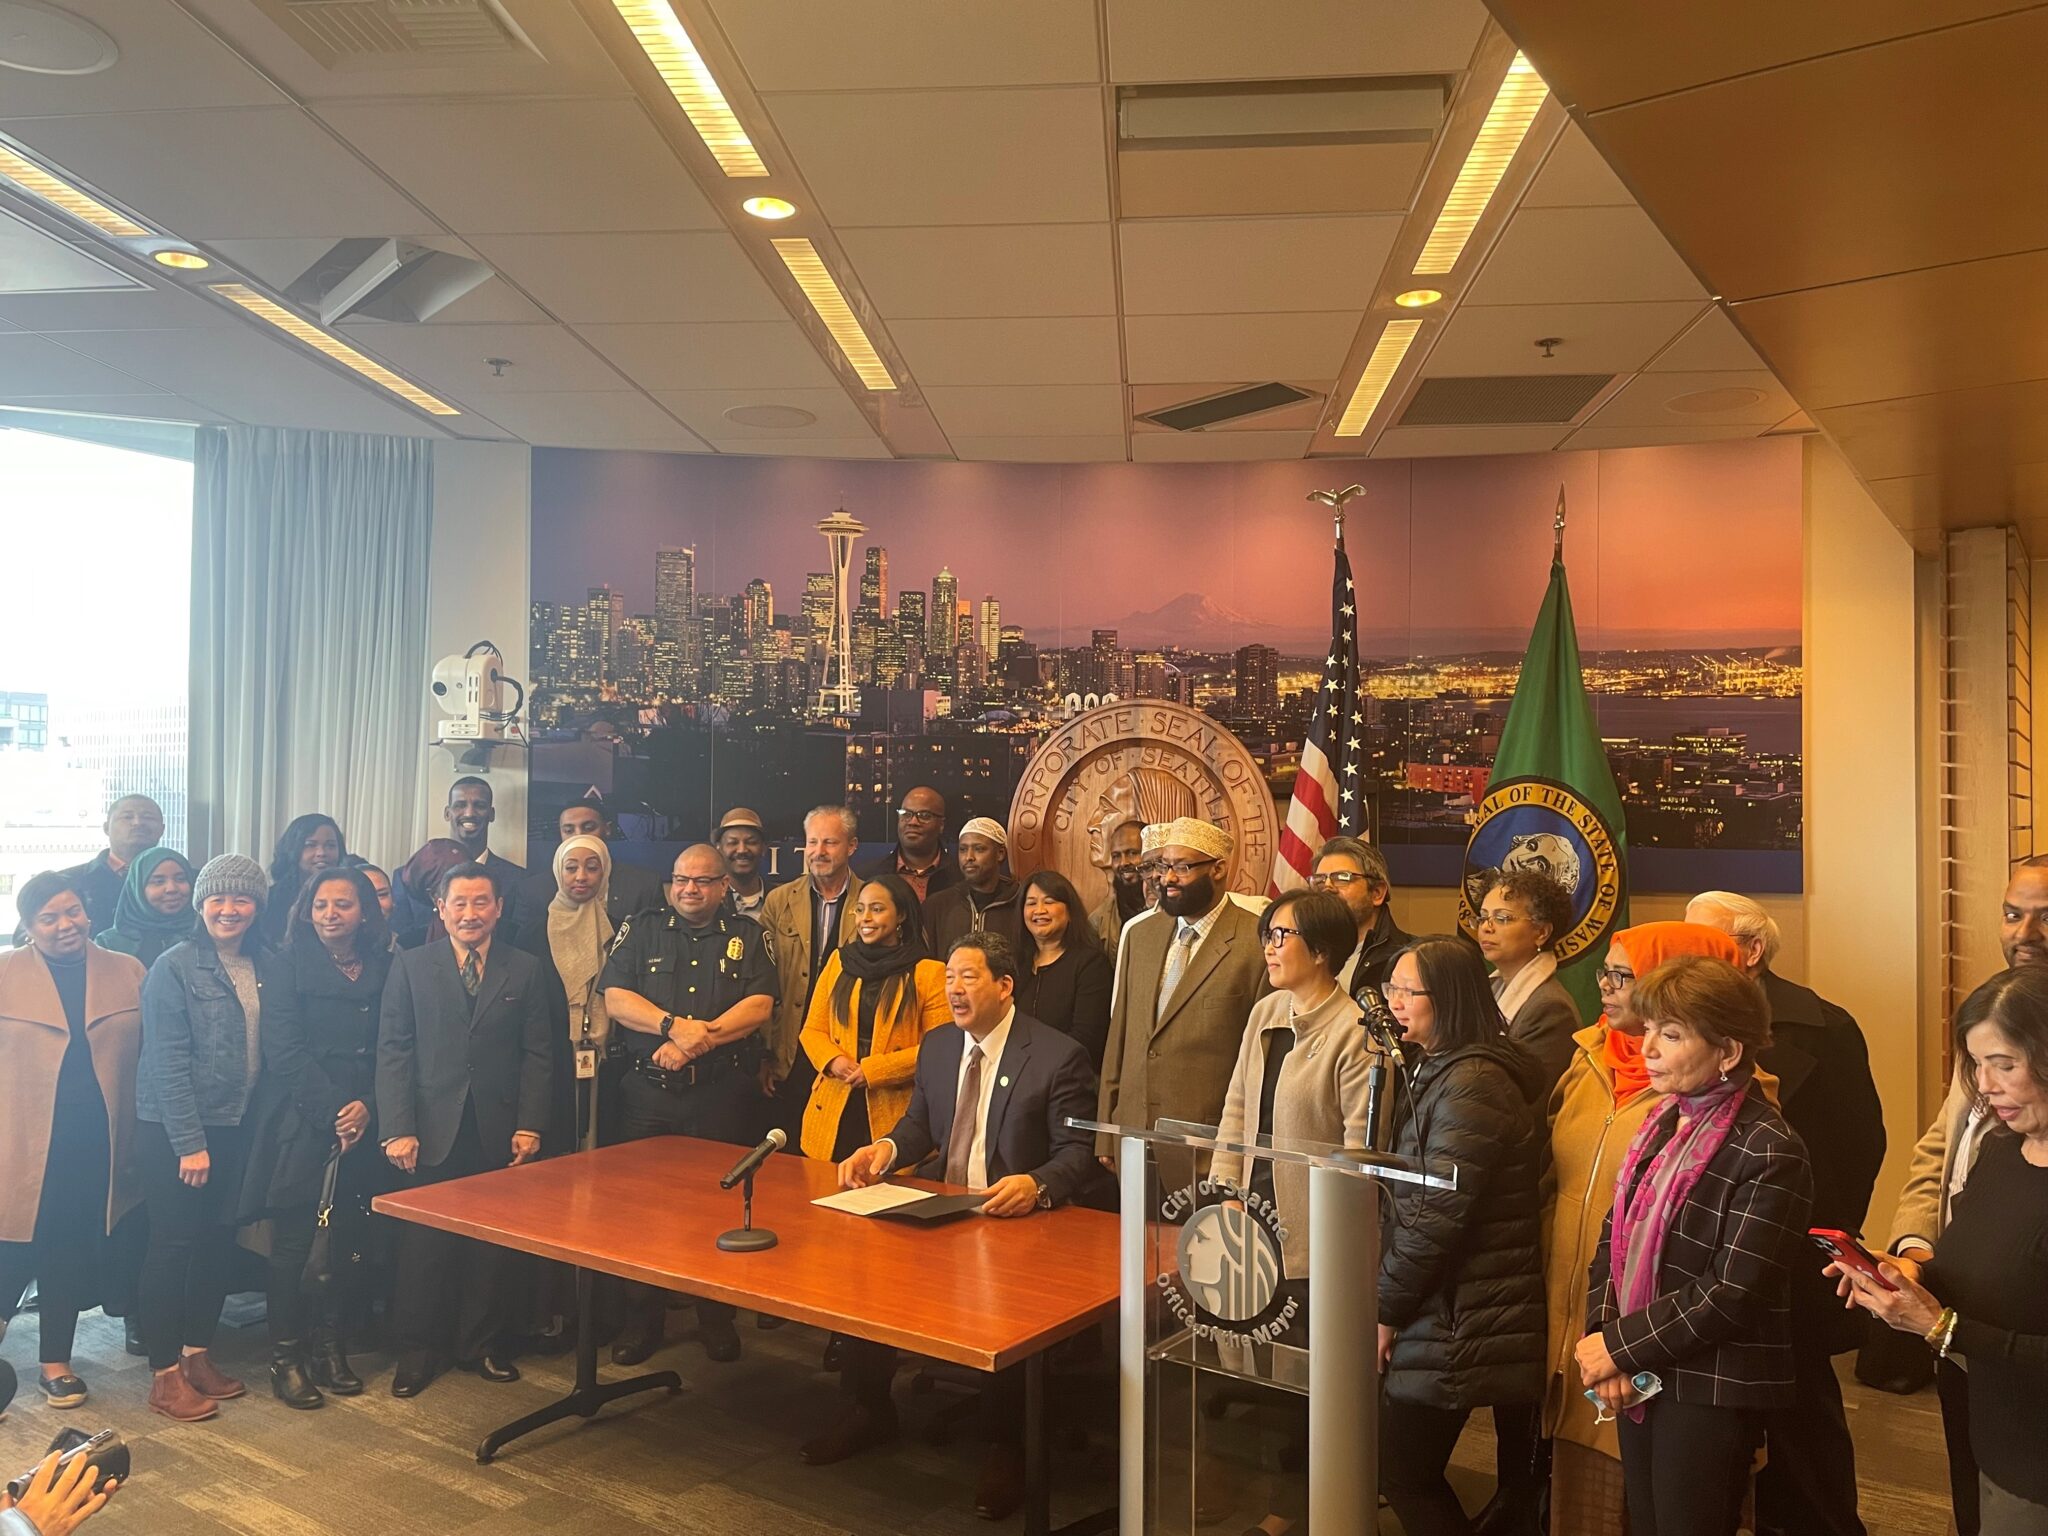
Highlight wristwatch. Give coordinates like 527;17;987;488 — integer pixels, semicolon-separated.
1034;1178;1052;1210
659;1013;676;1040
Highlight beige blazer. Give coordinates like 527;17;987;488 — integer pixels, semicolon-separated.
1210;987;1381;1278
1888;1069;1987;1255
759;873;864;1082
1097;900;1270;1152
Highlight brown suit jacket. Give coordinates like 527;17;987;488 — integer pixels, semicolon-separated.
1097;900;1270;1152
759;873;864;1082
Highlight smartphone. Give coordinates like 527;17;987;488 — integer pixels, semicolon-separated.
1808;1227;1898;1291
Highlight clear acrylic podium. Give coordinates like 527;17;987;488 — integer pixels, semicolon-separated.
1068;1116;1457;1536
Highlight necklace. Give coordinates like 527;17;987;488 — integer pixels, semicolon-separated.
327;947;363;982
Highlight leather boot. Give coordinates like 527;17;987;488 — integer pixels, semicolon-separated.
148;1365;219;1422
269;1343;326;1410
308;1327;363;1396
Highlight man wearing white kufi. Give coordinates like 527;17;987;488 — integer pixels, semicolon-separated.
922;816;1021;958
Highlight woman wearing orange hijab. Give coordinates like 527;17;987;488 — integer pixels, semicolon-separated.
1541;921;1745;1535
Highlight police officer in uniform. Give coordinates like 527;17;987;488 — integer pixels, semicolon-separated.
600;843;777;1365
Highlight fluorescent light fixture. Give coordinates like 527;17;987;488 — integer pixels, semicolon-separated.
613;0;768;178
209;284;461;416
742;195;797;220
152;249;210;271
770;238;895;391
1413;53;1548;277
1335;319;1422;436
0;144;149;238
1394;288;1443;308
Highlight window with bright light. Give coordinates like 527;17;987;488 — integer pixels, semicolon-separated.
0;424;193;937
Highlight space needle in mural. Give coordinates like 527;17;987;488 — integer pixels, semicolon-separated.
815;505;866;717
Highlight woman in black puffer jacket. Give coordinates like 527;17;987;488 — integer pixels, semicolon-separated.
1378;935;1547;1536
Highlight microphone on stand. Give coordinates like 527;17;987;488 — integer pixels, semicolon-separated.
719;1128;786;1190
1357;984;1412;1078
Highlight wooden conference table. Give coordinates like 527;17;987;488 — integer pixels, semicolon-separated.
376;1136;1120;1536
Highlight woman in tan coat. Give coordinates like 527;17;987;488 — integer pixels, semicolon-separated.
1542;920;1744;1534
800;874;950;1162
0;870;145;1411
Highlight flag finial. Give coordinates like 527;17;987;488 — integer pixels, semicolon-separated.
1308;483;1366;540
1553;485;1567;560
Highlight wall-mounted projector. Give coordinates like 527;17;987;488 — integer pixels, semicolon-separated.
431;642;527;747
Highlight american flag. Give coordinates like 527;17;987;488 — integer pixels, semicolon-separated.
1270;522;1367;895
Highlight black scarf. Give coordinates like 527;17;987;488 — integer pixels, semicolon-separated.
837;934;925;984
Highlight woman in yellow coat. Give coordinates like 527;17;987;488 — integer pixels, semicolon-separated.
1542;920;1745;1535
800;874;950;1162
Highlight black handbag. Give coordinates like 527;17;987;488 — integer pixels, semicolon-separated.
301;1144;344;1294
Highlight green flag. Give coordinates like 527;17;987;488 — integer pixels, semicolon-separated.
1459;516;1630;1024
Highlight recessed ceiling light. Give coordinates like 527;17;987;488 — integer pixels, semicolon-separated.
1394;288;1443;308
770;238;894;392
1413;53;1549;277
612;0;768;178
152;248;210;271
1335;319;1423;436
0;1;118;76
209;284;461;416
0;143;149;237
742;195;797;220
725;404;817;428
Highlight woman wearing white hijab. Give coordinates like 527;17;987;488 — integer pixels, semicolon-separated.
516;834;614;1153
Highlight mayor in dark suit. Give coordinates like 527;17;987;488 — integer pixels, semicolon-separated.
376;861;554;1399
810;930;1097;1522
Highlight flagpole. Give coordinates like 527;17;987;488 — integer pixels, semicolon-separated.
1554;485;1567;562
1308;483;1366;546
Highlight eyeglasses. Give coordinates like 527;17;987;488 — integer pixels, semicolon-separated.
1261;926;1298;949
895;808;941;822
1158;857;1219;879
1596;966;1636;988
671;874;727;889
1382;982;1430;1001
1475;909;1525;927
1309;870;1374;889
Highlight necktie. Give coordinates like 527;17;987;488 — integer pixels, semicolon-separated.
945;1042;984;1189
460;948;482;997
1157;922;1198;1020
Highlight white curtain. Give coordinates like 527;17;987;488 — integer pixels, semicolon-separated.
190;426;433;870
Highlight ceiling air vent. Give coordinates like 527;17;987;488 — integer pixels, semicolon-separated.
267;0;538;63
1139;382;1315;433
1397;374;1614;427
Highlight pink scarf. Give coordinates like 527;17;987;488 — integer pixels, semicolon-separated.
1607;1073;1751;1419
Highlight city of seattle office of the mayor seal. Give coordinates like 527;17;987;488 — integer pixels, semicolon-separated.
1007;700;1276;914
1458;775;1626;964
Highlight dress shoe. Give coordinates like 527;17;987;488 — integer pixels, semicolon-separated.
700;1315;741;1364
308;1328;363;1396
473;1353;520;1383
148;1366;219;1422
1472;1487;1545;1536
181;1351;245;1400
756;1313;786;1330
36;1372;87;1409
799;1404;899;1466
124;1319;147;1357
822;1336;845;1372
391;1351;440;1398
269;1344;325;1411
611;1332;660;1367
975;1443;1026;1522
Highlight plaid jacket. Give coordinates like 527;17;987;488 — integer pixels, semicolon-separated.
1587;1084;1814;1409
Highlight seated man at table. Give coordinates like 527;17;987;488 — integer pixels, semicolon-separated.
821;930;1098;1519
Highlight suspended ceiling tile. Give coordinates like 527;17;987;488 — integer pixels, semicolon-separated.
0;0;286;114
1425;301;1704;377
1646;307;1766;373
328;322;626;395
1562;422;1768;449
1119;216;1399;316
1370;424;1570;458
763;89;1111;227
838;224;1116;320
0;108;434;240
0;333;155;395
1583;9;2048;299
1463;205;1708;307
922;383;1127;437
1520;124;1635;209
0;392;232;423
1483;0;2024;113
470;231;786;325
704;436;891;459
1733;247;2048;410
576;320;840;391
316;99;720;235
1131;429;1311;462
1119;141;1428;220
888;317;1123;386
473;391;710;451
1124;312;1359;385
951;435;1129;462
1105;0;1489;83
1586;369;1793;428
710;0;1101;89
0;214;136;295
0;283;240;331
650;387;873;439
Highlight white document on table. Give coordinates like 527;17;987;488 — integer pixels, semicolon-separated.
811;1183;937;1216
